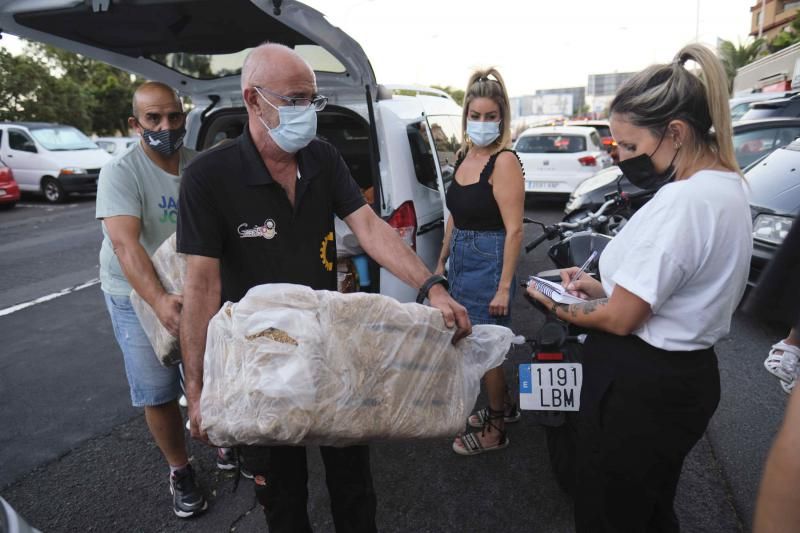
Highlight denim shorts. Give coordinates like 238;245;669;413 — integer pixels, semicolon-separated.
104;293;181;407
448;228;516;326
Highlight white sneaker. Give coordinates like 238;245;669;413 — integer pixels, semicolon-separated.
179;394;188;408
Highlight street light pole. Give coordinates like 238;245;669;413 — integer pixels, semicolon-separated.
696;0;701;42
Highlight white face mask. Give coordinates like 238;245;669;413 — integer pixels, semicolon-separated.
466;120;501;147
255;87;317;153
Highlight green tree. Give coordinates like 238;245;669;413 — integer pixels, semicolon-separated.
29;42;140;135
719;37;766;92
0;47;93;131
768;12;800;53
432;85;464;106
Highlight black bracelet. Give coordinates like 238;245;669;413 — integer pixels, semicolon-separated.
416;274;449;304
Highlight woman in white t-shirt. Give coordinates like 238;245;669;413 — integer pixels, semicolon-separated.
527;43;752;533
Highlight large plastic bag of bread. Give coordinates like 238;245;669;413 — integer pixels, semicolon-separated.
130;233;185;367
200;283;515;447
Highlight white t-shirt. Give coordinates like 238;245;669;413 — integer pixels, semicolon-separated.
598;170;753;351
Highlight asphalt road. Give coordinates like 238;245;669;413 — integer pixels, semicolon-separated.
0;194;788;532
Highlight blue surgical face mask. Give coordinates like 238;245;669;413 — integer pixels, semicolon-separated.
466;120;501;147
255;88;317;153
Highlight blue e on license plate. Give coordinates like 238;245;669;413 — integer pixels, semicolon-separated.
519;363;582;411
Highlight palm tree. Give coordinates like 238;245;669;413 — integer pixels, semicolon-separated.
718;38;766;92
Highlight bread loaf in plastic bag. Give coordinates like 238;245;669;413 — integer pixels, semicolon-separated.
130;233;185;367
200;283;514;447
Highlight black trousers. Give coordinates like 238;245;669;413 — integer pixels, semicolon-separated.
239;444;377;533
573;332;720;533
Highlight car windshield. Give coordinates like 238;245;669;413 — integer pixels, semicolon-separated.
30;127;97;151
516;134;586;153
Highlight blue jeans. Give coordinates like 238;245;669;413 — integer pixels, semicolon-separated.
104;293;181;407
449;228;516;326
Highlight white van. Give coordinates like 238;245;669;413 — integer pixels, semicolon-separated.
0;122;111;203
0;0;460;302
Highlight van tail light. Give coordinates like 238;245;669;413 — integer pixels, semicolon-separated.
387;200;417;250
0;166;13;184
578;155;597;167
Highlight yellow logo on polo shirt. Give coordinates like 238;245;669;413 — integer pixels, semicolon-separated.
320;232;334;271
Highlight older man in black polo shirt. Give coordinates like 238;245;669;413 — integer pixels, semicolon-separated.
177;43;470;532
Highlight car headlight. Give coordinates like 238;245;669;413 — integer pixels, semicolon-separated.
753;214;794;245
60;167;88;175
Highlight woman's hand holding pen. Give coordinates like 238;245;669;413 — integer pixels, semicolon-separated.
560;267;605;299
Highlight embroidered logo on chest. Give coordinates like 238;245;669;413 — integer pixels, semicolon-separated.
238;219;277;240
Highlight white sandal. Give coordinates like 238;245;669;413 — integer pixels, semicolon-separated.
764;341;800;383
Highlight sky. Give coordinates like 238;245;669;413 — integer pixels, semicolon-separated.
0;0;757;97
302;0;757;96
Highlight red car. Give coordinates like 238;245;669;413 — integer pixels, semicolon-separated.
0;163;20;209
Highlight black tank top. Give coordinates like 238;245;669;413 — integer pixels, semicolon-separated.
446;149;523;231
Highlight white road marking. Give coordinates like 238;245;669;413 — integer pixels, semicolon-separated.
0;278;100;317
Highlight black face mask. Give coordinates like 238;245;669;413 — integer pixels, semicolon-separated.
618;128;680;190
139;125;185;156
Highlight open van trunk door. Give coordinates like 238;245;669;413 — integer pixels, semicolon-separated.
0;0;377;103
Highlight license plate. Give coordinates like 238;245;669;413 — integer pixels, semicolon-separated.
519;363;582;411
525;180;559;191
0;190;6;197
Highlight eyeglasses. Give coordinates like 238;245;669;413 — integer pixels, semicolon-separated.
254;86;328;112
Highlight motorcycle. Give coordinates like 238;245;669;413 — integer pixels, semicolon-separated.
562;170;657;234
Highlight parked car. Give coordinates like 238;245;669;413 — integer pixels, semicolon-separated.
565;119;618;163
729;91;796;122
0;162;20;209
0;0;461;303
740;92;800;121
0;122;110;203
514;125;613;196
95;136;138;155
745;139;800;287
565;117;800;218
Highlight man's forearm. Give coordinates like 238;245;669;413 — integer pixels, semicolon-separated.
180;280;221;400
115;242;167;307
359;218;432;290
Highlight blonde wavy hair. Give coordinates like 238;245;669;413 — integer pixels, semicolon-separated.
458;68;512;157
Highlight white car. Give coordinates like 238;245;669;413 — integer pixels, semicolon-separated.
0;122;111;203
95;136;139;155
0;0;460;303
514;126;613;196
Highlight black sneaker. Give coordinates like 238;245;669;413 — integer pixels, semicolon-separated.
217;448;254;480
216;448;237;471
169;464;207;518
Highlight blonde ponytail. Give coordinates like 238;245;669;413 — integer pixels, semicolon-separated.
610;43;741;177
674;44;740;174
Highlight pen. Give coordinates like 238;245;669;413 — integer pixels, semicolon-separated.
571;250;598;283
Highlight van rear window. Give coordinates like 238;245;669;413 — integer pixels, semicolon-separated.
516;135;586;153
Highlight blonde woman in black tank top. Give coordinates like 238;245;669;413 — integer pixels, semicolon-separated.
436;69;525;455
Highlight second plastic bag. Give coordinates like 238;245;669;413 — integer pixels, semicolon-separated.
200;283;514;447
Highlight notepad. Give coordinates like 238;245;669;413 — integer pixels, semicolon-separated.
527;276;587;304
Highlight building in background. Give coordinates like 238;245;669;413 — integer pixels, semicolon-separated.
733;40;800;94
510;87;585;119
751;0;800;41
585;71;635;117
